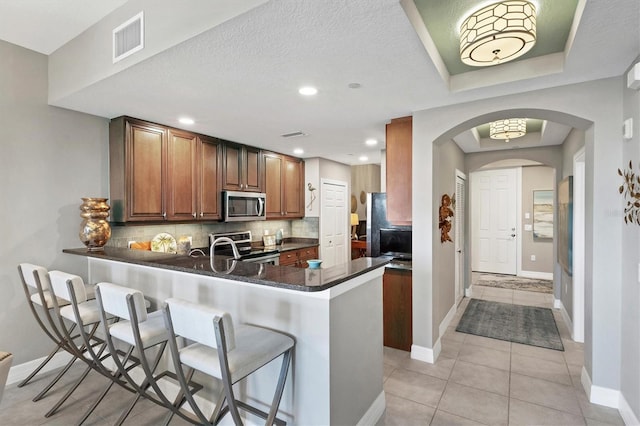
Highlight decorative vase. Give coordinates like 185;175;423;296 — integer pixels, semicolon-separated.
79;197;112;251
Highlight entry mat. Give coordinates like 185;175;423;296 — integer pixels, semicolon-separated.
456;299;564;351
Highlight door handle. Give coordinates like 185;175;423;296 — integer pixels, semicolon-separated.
457;250;462;253
511;234;516;238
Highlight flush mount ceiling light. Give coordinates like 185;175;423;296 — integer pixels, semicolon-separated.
460;0;537;67
298;86;318;96
178;117;194;125
489;118;527;142
365;138;378;146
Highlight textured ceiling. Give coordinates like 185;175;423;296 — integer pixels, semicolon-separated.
1;0;639;164
413;0;579;75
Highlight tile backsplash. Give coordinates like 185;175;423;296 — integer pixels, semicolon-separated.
107;217;319;249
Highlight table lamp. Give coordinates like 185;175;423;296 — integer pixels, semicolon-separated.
350;213;359;240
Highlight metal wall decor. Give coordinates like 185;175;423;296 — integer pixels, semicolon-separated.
618;161;640;225
439;193;454;243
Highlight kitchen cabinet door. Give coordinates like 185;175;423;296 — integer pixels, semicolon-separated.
264;153;283;217
383;268;412;351
283;156;304;218
166;129;197;221
198;136;223;220
297;246;318;268
110;117;167;222
264;152;304;219
222;143;263;192
386;116;412;225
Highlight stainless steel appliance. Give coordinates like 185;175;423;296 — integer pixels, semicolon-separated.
379;228;412;260
209;231;279;265
223;191;266;222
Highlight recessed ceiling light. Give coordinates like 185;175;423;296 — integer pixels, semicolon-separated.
298;86;318;96
179;117;194;125
359;156;368;162
293;148;304;155
365;138;378;146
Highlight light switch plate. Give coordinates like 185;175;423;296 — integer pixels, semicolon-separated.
524;224;532;231
525;212;530;219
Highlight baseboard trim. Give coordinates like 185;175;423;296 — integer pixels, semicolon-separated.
556;299;574;337
411;341;440;364
519;270;553;280
465;285;473;297
357;391;386;426
438;303;457;337
619;392;640;426
581;366;620;409
7;351;73;386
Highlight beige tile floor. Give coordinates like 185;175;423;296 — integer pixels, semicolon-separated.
0;284;625;425
380;284;625;426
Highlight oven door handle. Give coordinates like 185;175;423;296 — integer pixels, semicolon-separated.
257;197;265;217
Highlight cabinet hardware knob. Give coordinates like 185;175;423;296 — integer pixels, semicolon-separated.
163;212;167;219
200;212;204;217
192;212;196;218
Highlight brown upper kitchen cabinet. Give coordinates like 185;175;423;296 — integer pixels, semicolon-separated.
197;136;223;220
110;117;167;222
386;116;412;225
264;152;304;219
109;117;223;222
222;142;262;192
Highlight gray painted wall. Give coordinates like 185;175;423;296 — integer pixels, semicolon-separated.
620;57;640;421
434;140;465;335
414;78;623;394
521;166;555;274
0;40;108;364
559;129;586;330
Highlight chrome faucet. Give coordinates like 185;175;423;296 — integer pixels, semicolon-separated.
210;237;241;260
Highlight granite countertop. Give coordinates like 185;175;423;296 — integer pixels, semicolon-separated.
63;247;390;292
385;260;412;271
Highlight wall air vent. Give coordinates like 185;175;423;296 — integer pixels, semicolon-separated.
113;11;144;63
281;131;307;138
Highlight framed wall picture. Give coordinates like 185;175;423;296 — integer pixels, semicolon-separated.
533;190;553;239
558;177;573;276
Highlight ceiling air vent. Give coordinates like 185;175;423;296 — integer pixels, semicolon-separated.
113;11;144;63
281;131;307;138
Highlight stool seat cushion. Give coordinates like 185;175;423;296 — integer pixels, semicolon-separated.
179;324;294;383
109;311;167;348
30;290;70;308
60;300;103;325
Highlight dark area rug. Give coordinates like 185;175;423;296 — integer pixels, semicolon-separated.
474;273;553;294
456;299;564;351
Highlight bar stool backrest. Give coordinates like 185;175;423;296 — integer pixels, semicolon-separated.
49;271;88;304
20;263;51;291
95;282;148;322
165;298;236;351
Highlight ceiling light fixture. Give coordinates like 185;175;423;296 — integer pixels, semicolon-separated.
365;138;378;146
293;148;304;155
489;118;527;142
460;1;537;67
298;86;318;96
178;117;195;125
359;156;369;162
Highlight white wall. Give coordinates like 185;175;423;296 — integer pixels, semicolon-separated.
413;78;623;396
0;40;108;364
620;58;640;423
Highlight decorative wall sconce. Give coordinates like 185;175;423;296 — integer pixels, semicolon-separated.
439;193;454;243
619;161;640;225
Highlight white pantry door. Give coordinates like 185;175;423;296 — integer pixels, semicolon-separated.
471;168;518;275
320;180;348;268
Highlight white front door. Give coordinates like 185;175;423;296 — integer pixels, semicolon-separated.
320;179;348;268
455;171;466;304
471;168;518;275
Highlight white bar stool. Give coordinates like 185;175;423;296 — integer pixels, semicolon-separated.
95;282;198;426
17;263;92;401
164;298;295;426
47;271;124;421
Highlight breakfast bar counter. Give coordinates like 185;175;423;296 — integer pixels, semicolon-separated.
63;247;388;425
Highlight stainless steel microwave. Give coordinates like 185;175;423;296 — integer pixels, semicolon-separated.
223;191;266;222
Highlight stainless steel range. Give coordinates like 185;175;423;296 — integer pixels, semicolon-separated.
209;231;280;265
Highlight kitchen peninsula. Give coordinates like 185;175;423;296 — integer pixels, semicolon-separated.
63;247;389;425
